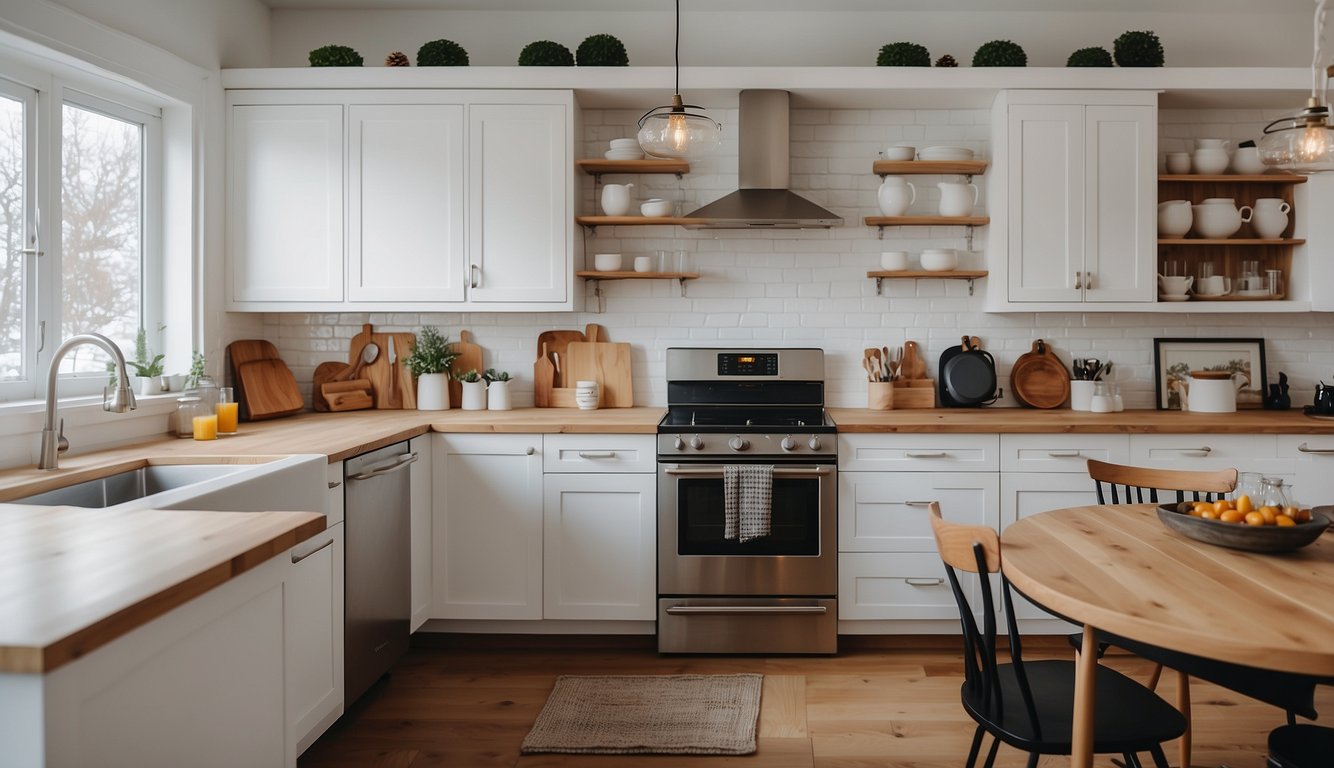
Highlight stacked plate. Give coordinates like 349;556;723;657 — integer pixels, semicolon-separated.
605;138;644;161
918;146;975;162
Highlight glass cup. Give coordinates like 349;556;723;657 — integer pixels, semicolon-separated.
1196;262;1216;280
656;249;671;272
216;386;238;435
1241;259;1261;278
192;412;218;441
1266;269;1283;297
1161;259;1184;277
675;250;692;274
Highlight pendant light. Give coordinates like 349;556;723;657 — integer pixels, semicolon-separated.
1260;0;1334;173
636;0;722;159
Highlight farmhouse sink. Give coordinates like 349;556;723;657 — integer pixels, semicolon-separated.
11;464;251;508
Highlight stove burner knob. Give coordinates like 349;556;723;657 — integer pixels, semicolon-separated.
807;436;823;451
689;435;704;450
780;435;798;452
673;436;685;451
728;436;750;452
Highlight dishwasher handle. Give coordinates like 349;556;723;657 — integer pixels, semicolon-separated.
347;451;418;481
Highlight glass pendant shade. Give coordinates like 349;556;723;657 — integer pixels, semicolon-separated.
1259;100;1334;174
637;95;721;159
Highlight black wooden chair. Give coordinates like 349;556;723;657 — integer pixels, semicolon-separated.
928;502;1185;768
1268;723;1334;767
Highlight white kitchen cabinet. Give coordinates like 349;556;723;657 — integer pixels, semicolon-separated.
431;434;543;620
839;552;984;622
226;89;576;312
999;473;1094;624
838;470;999;553
284;523;344;761
1279;435;1334;505
988;90;1156;309
1128;433;1293;483
409;435;433;631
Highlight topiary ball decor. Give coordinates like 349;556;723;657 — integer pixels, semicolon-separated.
1114;30;1165;67
309;44;363;67
417;39;469;66
518;40;574;66
935;54;958;68
876;42;931;67
972;39;1027;67
576;34;628;66
1067;46;1114;67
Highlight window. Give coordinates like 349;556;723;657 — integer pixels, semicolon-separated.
0;71;160;400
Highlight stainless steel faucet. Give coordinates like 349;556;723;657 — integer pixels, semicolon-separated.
40;333;137;470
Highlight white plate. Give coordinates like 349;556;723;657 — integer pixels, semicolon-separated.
604;150;644;160
1158;294;1191;302
1235;289;1272;297
918;146;975;161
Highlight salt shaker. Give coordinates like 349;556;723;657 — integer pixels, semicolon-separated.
1090;382;1113;413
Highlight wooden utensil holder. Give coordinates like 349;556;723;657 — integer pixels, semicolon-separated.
893;379;936;409
868;381;894;410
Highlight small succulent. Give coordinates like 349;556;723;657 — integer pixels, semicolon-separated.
972;39;1027;67
417;38;469;66
576;34;628;66
1114;30;1165;67
453;368;482;383
876;42;931;67
384;51;410;67
308;44;363;67
518;40;574;67
1067;46;1114;67
935;54;958;68
483;368;511;383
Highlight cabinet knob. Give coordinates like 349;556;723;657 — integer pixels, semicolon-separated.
1074;271;1083;290
525;446;535;455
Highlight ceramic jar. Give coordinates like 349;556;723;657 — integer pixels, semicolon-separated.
600;183;634;216
876;176;916;216
1250;198;1291;239
575;380;599;410
416;372;450;410
1191;198;1252;239
460;379;487;411
1157;200;1192;237
937;181;979;217
487;379;512;410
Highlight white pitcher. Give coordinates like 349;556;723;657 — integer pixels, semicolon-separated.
1251;198;1291;239
877;176;916;216
1157;200;1192;237
938;181;978;217
1181;371;1248;413
600;183;634;216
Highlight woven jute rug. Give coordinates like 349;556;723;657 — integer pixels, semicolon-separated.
520;673;763;755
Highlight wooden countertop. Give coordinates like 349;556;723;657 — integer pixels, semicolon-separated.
0;506;324;674
829;407;1334;433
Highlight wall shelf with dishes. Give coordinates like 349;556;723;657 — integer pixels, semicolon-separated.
1157;173;1306;305
576;271;700;312
865;269;989;296
577;159;691;229
872;160;988;178
867;150;989;250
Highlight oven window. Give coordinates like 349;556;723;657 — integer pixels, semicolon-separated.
676;477;821;556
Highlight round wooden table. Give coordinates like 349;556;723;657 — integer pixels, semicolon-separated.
1002;503;1334;768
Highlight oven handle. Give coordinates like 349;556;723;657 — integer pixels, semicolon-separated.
665;605;828;616
663;466;833;477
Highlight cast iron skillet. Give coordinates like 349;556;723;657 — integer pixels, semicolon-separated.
938;335;1001;407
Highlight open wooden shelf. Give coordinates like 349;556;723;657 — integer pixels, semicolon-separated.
867;270;988;279
864;215;990;227
873;160;989;176
576;271;698;280
1158;238;1305;246
1158;174;1307;184
577;159;690;177
576;216;708;227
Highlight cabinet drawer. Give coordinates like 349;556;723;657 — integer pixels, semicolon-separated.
839;471;999;553
839;552;985;621
1129;434;1286;472
839;434;999;472
1000;434;1130;473
543;435;656;473
1279;435;1334;506
325;462;344;526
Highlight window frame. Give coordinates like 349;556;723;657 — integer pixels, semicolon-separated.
0;76;37;402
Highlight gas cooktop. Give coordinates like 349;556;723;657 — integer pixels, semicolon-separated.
657;406;834;434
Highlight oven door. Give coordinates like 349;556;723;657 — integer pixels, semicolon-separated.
658;461;836;596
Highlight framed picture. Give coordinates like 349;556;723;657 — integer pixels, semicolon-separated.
1153;338;1267;410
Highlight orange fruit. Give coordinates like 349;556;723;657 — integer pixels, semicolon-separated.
1244;511;1267;526
1294;508;1313;523
1193;501;1212;515
1219;509;1244;524
1200;509;1219;520
1236;495;1254;514
1259;506;1279;525
1212;500;1230;514
1283;506;1300;519
1276;515;1298;527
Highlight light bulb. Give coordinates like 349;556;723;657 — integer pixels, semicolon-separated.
668;114;690;153
1299;123;1329;162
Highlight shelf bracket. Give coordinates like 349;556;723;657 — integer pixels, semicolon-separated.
876;225;885;241
678;277;689;297
875;277;884;296
964;225;974;252
967;278;976;296
587;278;606;313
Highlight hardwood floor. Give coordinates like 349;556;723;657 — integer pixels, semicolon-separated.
299;636;1330;768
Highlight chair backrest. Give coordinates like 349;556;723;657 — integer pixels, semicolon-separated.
1085;459;1237;505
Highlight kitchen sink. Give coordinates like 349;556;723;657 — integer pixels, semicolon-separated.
11;464;252;508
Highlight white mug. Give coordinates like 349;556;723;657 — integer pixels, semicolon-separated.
575;379;599;410
600;183;634;216
1195;275;1232;296
633;255;653;272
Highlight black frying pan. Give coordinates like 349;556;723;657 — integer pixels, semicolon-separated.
938;335;1001;407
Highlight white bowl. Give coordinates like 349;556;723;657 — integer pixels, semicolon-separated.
593;253;622;271
919;146;975;161
604;150;645;160
609;138;640;149
640;198;674;217
920;248;959;271
882;146;916;161
880;251;910;271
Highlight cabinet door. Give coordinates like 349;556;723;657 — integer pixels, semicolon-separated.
1007;103;1085;303
543;473;656;620
1084;105;1156;302
348;103;466;303
999;473;1094;622
285;523;344;759
467;102;570;305
1280;435;1334;504
229;103;344;304
839;471;1000;553
432;434;543;619
840;552;987;621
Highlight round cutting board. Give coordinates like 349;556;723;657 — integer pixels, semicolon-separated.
1010;339;1070;409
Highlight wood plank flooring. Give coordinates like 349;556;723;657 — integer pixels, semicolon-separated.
299;636;1331;768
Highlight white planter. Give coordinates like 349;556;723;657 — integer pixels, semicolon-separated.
460;379;487;411
416;372;451;411
137;376;163;396
487;380;512;410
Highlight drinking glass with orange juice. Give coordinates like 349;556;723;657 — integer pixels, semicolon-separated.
216;386;239;435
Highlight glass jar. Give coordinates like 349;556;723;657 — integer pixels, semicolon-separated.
190;375;220;413
173;395;204;438
1259;476;1293;511
1234;471;1264;503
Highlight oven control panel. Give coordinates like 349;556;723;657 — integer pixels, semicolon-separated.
717;353;778;376
658;433;836;457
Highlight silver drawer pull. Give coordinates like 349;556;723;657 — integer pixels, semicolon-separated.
1046;450;1082;458
1297;442;1334;455
904;500;935;507
905;451;948;459
665;605;827;616
348;451;418;480
1176;447;1212;457
577;451;617;459
904;578;944;587
291;536;334;564
665;466;832;477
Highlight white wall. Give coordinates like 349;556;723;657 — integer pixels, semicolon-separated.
50;0;270;70
268;7;1316;68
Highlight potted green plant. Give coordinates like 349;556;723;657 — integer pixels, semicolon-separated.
308;44;363;67
186;350;206;389
1114;30;1165;67
404;326;460;410
484;368;512;411
129;326;166;395
972;39;1028;67
454;368;486;410
576;34;628;66
876;42;930;67
1066;46;1113;67
518;40;574;66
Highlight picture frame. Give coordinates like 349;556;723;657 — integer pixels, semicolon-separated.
1153;337;1267;410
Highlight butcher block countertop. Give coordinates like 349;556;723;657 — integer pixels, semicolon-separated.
828;408;1334;433
0;506;324;674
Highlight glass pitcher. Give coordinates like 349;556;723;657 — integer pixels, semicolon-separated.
1258;476;1292;511
1234;471;1264;503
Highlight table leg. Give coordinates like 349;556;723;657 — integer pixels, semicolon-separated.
1072;624;1098;768
1176;670;1191;768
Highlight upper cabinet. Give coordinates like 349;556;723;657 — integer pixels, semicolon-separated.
986;90;1157;310
226;89;576;312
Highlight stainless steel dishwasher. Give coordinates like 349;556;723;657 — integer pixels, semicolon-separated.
344;441;416;705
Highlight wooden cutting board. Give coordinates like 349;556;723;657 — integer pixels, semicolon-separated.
563;341;633;408
362;331;418;410
236;359;304;420
536;329;586;388
901;340;927;380
534;342;555;408
447;330;483;409
227;339;280;368
1010;339;1071;409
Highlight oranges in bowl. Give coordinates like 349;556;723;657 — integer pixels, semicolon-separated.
1159;500;1330;553
1182;495;1314;526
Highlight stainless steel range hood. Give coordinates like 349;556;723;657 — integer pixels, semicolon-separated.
684;90;843;229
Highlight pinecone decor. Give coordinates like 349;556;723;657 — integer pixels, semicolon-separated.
935;54;958;68
385;51;410;67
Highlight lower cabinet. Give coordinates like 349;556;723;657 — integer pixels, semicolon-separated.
1282;434;1334;505
284;522;344;760
408;435;433;631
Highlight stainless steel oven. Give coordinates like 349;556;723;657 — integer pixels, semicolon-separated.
656;348;837;654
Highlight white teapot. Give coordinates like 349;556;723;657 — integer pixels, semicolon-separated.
1180;371;1248;413
600;183;634;216
877;176;916;216
1157;200;1192;237
938;181;978;217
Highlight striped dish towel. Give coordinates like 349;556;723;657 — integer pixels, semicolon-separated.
724;465;773;543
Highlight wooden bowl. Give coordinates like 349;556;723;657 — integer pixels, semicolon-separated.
1156;503;1330;553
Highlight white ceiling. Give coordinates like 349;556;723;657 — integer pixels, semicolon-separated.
260;0;1317;12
